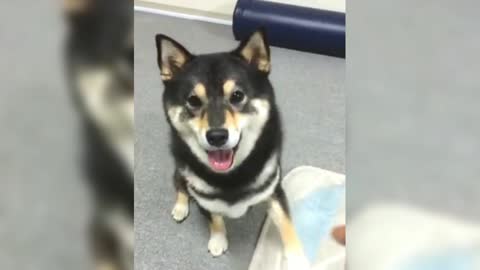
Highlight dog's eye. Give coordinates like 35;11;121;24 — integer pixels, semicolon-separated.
230;90;245;105
187;95;202;108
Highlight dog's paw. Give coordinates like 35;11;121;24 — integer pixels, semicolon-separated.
171;203;189;222
208;233;228;257
285;254;311;270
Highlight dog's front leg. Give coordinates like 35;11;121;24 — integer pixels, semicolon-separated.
171;169;190;222
199;207;229;257
207;213;229;257
269;188;310;270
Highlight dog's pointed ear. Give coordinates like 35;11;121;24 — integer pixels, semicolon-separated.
155;34;193;81
232;29;270;73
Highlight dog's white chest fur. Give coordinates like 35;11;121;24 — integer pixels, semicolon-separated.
182;153;280;218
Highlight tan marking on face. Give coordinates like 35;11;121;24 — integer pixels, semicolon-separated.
224;110;239;129
194;83;207;99
210;214;226;234
191;112;209;130
269;199;303;254
223;79;236;97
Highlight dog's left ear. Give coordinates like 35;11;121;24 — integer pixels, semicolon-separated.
232;29;270;73
155;34;193;81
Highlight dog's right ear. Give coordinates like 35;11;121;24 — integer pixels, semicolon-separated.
155;34;193;81
232;28;270;73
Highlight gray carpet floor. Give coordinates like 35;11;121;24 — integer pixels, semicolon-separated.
134;13;345;270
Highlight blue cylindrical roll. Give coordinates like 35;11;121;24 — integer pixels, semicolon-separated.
233;0;345;58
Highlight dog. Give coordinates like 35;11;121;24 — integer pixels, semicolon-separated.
155;29;308;268
64;0;133;269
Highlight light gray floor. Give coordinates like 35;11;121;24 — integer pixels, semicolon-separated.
0;1;91;269
347;0;480;222
134;13;345;270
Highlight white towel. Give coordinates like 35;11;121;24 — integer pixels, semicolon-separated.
249;166;346;270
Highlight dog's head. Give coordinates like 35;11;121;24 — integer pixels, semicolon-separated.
65;0;134;172
155;30;275;173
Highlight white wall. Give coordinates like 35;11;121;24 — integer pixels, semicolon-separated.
135;0;345;24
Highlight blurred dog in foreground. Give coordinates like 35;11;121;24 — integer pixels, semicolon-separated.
64;0;133;269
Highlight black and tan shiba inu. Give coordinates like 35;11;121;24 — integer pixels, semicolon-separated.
64;0;133;269
155;29;308;268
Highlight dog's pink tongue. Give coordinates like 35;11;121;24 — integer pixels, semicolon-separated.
208;150;234;171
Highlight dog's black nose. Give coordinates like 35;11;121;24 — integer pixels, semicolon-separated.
206;128;229;147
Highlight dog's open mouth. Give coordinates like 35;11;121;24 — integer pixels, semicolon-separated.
207;149;234;171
